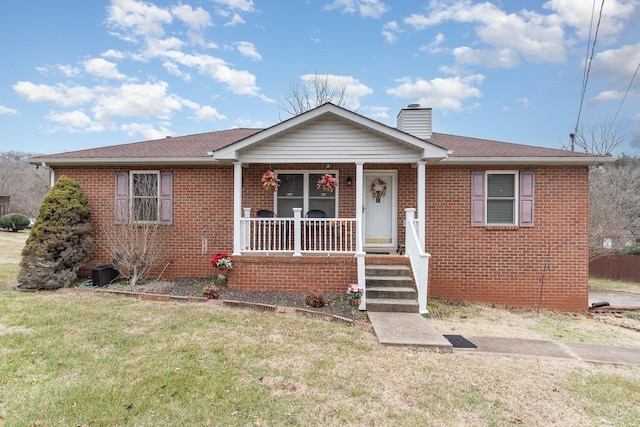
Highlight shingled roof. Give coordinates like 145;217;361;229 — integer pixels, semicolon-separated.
29;107;610;166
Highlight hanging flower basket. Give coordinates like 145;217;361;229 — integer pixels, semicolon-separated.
261;170;280;193
316;174;337;192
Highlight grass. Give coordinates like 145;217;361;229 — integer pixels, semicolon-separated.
589;277;640;293
1;231;640;425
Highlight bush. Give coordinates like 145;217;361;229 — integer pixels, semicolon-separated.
202;284;220;299
305;289;327;308
17;175;92;290
0;213;30;232
622;244;640;256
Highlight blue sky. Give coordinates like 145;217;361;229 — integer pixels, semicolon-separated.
1;0;639;156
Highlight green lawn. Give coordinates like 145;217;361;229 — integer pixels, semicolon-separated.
1;230;639;425
589;277;640;293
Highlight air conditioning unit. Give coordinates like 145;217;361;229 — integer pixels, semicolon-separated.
92;265;119;286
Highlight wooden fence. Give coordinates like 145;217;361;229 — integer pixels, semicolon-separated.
589;254;640;283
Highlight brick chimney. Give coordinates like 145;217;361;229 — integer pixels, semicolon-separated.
397;104;432;139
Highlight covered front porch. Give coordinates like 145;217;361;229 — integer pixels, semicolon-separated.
209;104;449;313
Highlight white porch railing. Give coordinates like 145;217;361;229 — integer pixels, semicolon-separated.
405;208;431;314
241;208;358;255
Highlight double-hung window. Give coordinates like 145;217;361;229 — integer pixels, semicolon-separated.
131;172;160;222
115;170;173;224
275;172;337;218
471;170;534;227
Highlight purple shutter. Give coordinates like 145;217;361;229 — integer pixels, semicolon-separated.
519;171;535;227
470;171;485;226
115;171;129;224
159;171;173;225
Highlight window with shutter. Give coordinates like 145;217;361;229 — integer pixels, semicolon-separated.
114;171;173;224
471;170;535;227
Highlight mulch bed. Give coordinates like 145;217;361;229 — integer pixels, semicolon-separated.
99;277;369;322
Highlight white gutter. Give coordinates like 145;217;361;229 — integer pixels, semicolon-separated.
438;156;616;166
27;157;223;167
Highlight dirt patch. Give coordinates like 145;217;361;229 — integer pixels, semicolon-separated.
102;277;369;321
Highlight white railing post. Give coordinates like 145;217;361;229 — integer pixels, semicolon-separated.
242;208;251;252
293;208;302;256
405;208;430;314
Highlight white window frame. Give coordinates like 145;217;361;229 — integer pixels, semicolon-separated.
485;171;518;226
130;170;160;223
274;170;339;217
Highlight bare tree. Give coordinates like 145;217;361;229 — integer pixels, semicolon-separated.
589;156;640;260
0;151;49;217
572;119;625;156
278;73;349;117
103;173;166;286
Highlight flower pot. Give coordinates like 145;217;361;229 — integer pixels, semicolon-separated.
322;186;333;193
348;298;361;307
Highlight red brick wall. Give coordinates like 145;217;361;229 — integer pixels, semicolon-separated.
425;165;589;311
53;163;589;311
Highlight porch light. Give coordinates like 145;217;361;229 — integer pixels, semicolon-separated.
346;176;353;186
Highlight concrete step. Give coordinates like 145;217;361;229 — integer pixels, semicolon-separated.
368;312;453;351
366;276;414;288
365;265;411;277
366;298;419;313
367;286;416;300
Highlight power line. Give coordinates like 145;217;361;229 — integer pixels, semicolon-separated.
574;0;606;136
610;61;640;128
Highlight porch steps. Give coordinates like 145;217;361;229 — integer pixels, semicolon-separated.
365;265;418;313
365;264;453;352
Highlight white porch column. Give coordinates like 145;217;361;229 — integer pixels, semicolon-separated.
416;161;426;252
232;162;243;256
354;162;366;310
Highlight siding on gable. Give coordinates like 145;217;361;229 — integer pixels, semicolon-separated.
238;116;423;163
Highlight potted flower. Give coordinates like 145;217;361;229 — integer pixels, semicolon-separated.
317;174;337;193
346;284;363;307
211;253;233;271
261;170;280;193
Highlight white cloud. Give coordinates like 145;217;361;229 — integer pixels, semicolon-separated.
325;0;389;18
300;74;373;110
367;106;389;119
84;58;126;80
120;122;173;140
162;61;191;81
0;104;18;115
213;0;255;26
171;4;211;31
234;41;262;60
591;43;640;83
102;49;126;59
382;21;400;43
45;110;105;132
590;90;625;105
402;1;566;68
543;0;634;42
419;33;445;54
13;82;96;107
386;74;484;111
92;81;183;121
192;105;226;121
106;0;173;41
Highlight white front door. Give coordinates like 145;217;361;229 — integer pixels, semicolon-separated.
363;171;396;251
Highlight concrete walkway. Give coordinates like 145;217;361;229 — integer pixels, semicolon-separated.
368;312;640;365
368;290;640;365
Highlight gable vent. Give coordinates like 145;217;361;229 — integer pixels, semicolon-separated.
397;104;432;139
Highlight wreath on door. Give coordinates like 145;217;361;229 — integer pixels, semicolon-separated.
370;178;387;202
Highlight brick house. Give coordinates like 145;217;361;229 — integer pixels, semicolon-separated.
29;103;612;311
